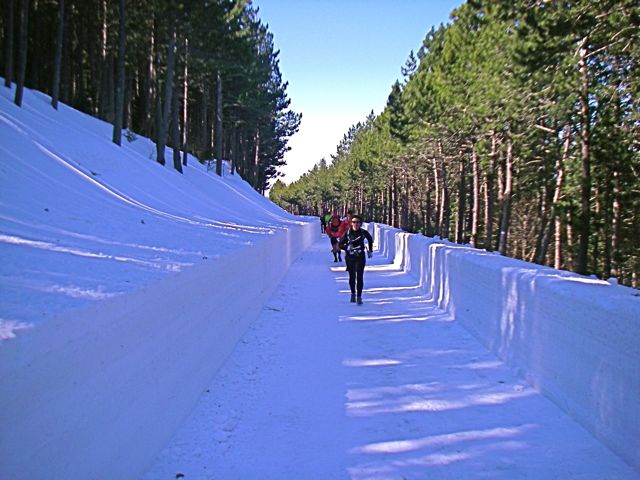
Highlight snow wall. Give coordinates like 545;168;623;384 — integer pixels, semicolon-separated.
0;221;317;480
368;222;640;473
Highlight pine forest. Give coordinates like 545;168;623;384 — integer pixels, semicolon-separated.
1;0;639;287
1;0;300;193
270;0;640;288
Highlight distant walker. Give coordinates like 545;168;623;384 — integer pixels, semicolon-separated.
325;214;346;262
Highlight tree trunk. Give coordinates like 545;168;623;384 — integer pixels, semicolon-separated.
143;24;155;136
432;157;440;236
156;5;176;166
237;127;246;177
381;187;387;225
456;156;466;244
105;50;115;122
215;70;224;176
14;0;29;107
253;127;260;184
497;128;513;256
554;214;562;269
171;81;182;173
155;82;163;164
198;85;208;156
602;98;623;278
68;2;81;106
535;124;569;265
98;0;108;119
4;0;15;87
392;172;398;228
576;38;591;275
611;170;621;277
534;184;548;263
112;0;126;145
424;169;432;236
484;133;496;250
181;38;189;166
388;175;394;227
439;149;449;240
401;170;409;229
592;186;601;274
565;210;575;270
387;182;393;226
51;0;64;109
230;125;237;175
29;0;40;89
471;144;480;247
124;75;132;130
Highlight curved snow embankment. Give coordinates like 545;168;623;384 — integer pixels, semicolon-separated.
0;221;317;480
369;222;640;473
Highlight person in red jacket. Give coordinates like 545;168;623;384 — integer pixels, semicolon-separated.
325;214;346;262
341;210;353;232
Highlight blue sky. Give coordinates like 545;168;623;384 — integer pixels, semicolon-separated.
252;0;466;184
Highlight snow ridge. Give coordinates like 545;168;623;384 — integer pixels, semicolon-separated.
368;222;640;473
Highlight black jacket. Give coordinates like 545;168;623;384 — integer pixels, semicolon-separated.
339;228;373;257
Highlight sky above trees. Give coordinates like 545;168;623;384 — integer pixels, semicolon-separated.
253;0;465;184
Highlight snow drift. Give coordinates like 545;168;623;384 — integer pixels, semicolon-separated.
368;222;640;473
0;84;316;479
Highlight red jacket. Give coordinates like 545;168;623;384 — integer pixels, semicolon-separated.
325;218;346;238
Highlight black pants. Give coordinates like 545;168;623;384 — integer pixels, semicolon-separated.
345;254;366;295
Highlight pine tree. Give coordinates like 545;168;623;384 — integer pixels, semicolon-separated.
14;0;29;106
112;0;126;145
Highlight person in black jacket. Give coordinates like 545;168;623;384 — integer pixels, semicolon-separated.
339;214;374;305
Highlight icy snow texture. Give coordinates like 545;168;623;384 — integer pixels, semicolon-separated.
369;222;640;472
142;238;638;480
0;83;316;480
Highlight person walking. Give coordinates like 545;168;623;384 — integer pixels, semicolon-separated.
325;214;346;262
340;211;354;271
341;210;353;232
339;214;373;305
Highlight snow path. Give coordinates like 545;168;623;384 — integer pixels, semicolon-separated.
141;237;638;480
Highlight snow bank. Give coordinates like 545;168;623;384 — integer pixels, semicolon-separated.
368;222;640;473
0;222;316;480
0;83;317;480
0;84;311;329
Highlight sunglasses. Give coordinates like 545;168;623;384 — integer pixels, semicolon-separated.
351;220;362;224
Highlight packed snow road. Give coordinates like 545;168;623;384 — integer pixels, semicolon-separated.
142;237;637;480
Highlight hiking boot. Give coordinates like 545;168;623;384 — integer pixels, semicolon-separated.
357;296;363;305
350;294;356;303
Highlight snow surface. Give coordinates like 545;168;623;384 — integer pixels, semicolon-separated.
142;237;639;479
370;224;640;474
0;83;316;480
0;83;310;337
1;81;639;480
